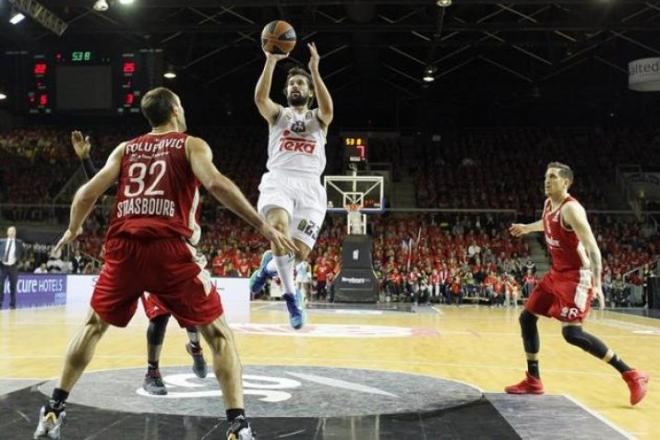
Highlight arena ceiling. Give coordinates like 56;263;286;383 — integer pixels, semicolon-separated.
1;0;660;126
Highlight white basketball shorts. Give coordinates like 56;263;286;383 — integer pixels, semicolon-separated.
257;171;327;250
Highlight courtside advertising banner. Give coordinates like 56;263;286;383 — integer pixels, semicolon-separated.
3;274;67;308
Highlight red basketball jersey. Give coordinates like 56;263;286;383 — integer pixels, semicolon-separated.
106;132;202;244
542;195;588;272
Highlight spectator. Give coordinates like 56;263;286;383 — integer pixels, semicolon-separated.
34;263;48;274
522;269;537;298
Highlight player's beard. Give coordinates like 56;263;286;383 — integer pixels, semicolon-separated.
287;92;308;107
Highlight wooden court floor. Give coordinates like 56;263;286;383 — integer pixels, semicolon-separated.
1;303;658;439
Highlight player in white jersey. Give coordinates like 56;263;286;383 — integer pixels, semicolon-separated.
250;43;333;329
295;261;312;300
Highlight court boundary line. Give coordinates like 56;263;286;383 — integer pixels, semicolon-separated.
0;377;46;381
561;394;635;440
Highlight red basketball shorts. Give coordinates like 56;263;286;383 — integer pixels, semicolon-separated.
91;236;222;328
140;292;171;320
525;269;593;322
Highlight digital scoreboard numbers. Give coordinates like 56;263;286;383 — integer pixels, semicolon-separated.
19;49;162;115
117;49;164;114
27;54;52;114
71;51;92;62
343;136;368;163
117;53;141;114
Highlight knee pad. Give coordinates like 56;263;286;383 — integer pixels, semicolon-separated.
562;325;608;358
519;310;538;333
562;325;590;351
519;310;539;353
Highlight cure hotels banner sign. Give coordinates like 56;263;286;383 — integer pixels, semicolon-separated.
2;274;67;308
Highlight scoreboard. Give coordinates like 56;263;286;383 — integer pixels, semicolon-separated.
342;134;368;163
8;49;163;115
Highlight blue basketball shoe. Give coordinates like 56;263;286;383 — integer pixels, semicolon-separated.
282;289;306;330
248;250;276;295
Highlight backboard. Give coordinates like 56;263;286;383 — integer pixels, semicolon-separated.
324;175;384;214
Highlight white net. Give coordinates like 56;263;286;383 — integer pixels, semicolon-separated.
346;204;366;235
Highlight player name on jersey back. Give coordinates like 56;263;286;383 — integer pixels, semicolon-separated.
107;132;202;243
116;197;176;218
125;137;186;154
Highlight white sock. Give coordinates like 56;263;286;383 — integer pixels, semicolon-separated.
273;254;296;295
266;258;278;274
186;329;200;344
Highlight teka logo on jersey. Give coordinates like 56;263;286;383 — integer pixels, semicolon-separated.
279;129;316;154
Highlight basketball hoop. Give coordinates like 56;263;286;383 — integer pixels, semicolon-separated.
345;202;365;235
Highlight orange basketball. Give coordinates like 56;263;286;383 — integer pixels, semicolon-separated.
261;20;296;55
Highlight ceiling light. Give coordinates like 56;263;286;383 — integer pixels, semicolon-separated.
119;0;135;4
93;0;109;12
436;0;452;7
423;65;436;82
9;12;25;24
163;71;176;79
0;92;7;100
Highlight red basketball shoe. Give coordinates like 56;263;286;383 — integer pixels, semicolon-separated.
622;370;649;406
505;371;545;395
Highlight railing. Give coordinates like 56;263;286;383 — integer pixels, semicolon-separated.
623;257;660;284
615;164;643;220
53;167;88;204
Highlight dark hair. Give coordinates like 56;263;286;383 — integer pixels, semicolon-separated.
547;161;574;187
283;67;315;106
140;87;178;127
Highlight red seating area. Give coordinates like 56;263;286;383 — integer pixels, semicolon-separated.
2;126;656;281
594;215;659;284
414;127;660;212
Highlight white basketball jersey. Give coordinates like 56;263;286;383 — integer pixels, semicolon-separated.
266;107;326;178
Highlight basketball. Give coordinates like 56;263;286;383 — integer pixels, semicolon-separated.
261;20;296;54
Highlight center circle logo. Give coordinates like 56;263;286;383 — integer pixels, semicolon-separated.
38;366;481;418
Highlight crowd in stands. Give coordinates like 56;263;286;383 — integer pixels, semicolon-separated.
0;128;78;204
65;208;658;306
414;127;660;214
367;213;532;305
596;214;660;306
0;125;341;206
12;207;658;307
4;125;657;211
2;126;658;307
